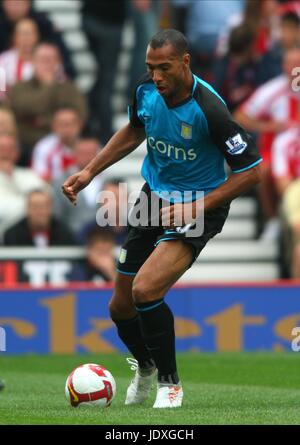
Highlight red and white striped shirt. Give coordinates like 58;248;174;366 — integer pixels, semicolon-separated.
272;127;300;179
241;75;300;162
0;49;33;87
31;134;76;182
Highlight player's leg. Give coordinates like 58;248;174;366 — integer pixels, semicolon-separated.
132;239;194;408
109;272;157;405
108;182;165;404
109;272;155;370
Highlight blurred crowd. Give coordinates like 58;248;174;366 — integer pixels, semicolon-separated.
0;0;300;280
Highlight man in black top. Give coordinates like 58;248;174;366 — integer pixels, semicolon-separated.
4;189;74;247
81;0;126;144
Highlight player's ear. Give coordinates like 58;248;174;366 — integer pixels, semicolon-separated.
183;53;190;67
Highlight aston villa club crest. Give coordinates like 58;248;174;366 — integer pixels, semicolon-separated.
181;123;192;139
119;248;127;264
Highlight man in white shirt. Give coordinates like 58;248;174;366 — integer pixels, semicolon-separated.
281;178;300;278
0;132;46;239
272;126;300;196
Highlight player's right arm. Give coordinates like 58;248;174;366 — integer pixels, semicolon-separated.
233;80;289;134
234;108;287;134
62;123;145;205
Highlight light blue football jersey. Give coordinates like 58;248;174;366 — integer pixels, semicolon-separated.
129;73;262;202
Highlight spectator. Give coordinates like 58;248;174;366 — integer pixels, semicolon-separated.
78;178;128;246
213;24;259;112
71;227;116;283
234;48;300;240
31;106;83;182
0;18;39;91
8;43;88;166
217;0;281;58
53;134;105;234
281;178;300;278
0;107;18;135
257;11;300;85
271;126;300;197
3;189;74;247
81;0;126;143
235;48;300;146
271;126;300;276
0;132;46;239
169;0;189;34
182;0;245;80
248;0;281;56
0;0;76;79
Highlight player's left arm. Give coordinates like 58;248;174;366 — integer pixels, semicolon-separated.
161;93;262;226
202;96;263;212
202;162;261;213
162;163;262;226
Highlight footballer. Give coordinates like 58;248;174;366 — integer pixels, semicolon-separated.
63;29;262;408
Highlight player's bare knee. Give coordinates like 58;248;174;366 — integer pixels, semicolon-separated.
108;298;119;319
132;277;161;304
132;284;153;304
108;297;135;320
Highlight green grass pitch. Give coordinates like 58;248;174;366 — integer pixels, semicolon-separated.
0;353;299;425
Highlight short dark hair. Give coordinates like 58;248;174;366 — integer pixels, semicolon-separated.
229;25;255;55
33;42;61;59
281;12;300;27
27;188;51;202
53;104;81;117
149;29;188;56
86;227;116;246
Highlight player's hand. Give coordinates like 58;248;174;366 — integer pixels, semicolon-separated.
62;169;93;205
160;201;201;228
88;251;116;281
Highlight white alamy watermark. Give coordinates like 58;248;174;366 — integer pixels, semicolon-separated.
291;67;300;92
0;67;6;92
95;184;205;237
0;327;6;352
291;327;300;352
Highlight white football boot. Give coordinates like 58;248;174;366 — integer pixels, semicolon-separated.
125;358;157;405
153;383;183;408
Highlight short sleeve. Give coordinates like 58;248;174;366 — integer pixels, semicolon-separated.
128;86;145;128
195;84;262;173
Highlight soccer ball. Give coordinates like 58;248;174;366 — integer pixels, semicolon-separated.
65;363;116;408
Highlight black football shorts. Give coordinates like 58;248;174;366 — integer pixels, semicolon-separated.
116;182;230;275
